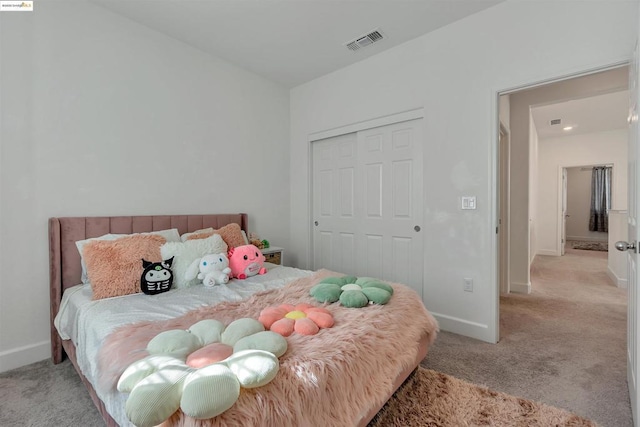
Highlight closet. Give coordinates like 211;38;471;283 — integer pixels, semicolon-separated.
311;119;424;298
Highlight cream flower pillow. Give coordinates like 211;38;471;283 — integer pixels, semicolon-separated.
118;318;287;427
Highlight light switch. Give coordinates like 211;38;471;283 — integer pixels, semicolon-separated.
461;196;476;210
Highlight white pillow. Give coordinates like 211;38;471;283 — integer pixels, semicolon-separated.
76;229;181;284
240;230;249;245
161;234;228;288
180;228;214;242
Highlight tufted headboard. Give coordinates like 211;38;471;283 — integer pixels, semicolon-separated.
48;213;248;363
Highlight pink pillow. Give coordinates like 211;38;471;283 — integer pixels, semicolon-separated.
83;234;166;300
259;304;334;336
186;343;234;368
186;223;245;248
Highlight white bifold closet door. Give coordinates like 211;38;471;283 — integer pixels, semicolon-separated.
312;119;424;299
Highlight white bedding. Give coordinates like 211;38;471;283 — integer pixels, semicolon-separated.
54;264;313;426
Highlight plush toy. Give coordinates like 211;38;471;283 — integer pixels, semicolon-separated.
248;232;265;249
140;257;174;295
228;244;266;279
117;318;287;427
185;253;232;287
310;276;394;308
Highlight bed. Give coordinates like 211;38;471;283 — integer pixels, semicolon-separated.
49;213;438;426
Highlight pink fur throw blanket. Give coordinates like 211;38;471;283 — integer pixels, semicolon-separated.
98;269;439;426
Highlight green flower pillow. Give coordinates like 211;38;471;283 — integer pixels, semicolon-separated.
310;276;394;308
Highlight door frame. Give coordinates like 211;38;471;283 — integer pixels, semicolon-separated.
307;108;425;270
561;167;568;256
492;61;629;342
499;123;511;294
557;163;616;255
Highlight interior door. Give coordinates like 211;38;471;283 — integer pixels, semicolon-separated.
357;120;424;298
627;40;640;426
312;133;358;276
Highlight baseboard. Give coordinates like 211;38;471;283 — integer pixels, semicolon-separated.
537;249;559;257
0;340;49;373
510;281;531;294
607;266;628;289
430;312;495;343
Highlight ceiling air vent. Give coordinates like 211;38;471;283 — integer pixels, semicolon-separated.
550;118;562;126
346;29;384;51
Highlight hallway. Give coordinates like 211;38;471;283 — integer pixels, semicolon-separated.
423;247;630;427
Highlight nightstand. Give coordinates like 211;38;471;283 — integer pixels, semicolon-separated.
262;246;284;265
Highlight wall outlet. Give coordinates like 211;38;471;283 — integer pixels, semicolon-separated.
463;278;473;292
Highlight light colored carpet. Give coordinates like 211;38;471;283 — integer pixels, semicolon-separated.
0;359;596;427
423;247;630;427
0;358;103;426
369;367;595;426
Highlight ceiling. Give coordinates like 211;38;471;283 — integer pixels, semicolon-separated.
90;0;504;88
89;1;627;135
531;90;629;140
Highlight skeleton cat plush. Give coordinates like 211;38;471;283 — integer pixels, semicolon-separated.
140;257;174;295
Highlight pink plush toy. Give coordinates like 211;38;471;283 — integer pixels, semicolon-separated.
228;244;267;279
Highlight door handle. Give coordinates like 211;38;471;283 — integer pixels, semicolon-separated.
615;241;637;252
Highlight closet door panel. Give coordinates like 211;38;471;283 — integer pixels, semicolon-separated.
312;119;423;298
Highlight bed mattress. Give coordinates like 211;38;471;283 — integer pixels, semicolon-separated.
54;264;313;426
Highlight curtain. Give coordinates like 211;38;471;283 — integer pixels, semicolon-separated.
588;166;612;232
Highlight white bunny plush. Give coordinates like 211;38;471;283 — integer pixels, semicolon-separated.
184;253;231;288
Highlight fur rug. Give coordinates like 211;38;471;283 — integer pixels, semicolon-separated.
97;269;438;426
369;368;596;426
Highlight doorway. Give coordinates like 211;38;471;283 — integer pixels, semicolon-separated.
498;65;629;301
495;64;631;423
562;164;613;253
496;61;635;424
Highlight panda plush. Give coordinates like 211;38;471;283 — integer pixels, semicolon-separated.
140;257;174;295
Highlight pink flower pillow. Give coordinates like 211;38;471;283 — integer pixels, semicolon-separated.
259;303;334;336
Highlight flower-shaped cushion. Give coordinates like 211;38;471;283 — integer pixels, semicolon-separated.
117;318;287;427
258;303;334;336
310;276;394;308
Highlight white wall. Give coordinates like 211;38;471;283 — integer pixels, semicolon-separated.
536;129;628;256
290;1;637;342
0;1;290;372
566;167;596;241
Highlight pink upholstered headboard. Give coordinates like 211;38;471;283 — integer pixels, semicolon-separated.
48;214;248;362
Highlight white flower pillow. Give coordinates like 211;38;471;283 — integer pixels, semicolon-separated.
161;234;228;288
